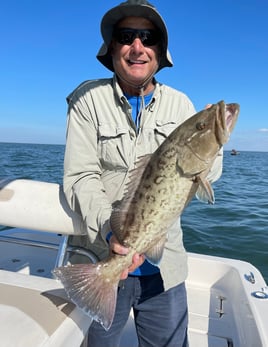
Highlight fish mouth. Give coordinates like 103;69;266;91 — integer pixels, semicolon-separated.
217;101;240;145
225;103;240;133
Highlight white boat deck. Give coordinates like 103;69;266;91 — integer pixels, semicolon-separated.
0;269;92;347
0;228;268;347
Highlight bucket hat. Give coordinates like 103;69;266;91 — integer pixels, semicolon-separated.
97;0;173;72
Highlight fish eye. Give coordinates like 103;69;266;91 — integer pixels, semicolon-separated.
196;121;206;130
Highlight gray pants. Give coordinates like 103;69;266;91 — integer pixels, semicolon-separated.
87;273;188;347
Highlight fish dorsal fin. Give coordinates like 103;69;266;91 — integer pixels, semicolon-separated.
145;235;167;265
195;176;215;204
110;154;152;242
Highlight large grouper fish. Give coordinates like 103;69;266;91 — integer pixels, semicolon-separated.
53;100;239;330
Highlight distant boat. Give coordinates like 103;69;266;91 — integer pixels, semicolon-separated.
231;149;240;155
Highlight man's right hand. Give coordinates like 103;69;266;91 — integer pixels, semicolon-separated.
109;235;145;279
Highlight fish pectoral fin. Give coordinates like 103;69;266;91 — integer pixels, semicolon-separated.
145;236;166;265
195;176;215;204
53;263;119;331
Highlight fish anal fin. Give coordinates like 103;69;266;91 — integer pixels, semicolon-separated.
145;236;166;265
53;262;119;331
195;176;215;204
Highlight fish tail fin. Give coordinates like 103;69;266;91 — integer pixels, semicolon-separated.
53;262;120;331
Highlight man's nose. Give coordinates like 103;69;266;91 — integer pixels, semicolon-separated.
131;37;145;50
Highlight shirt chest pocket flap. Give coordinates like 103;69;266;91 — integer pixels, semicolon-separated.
98;123;130;170
152;120;179;149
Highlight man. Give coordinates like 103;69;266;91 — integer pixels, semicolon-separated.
63;1;222;346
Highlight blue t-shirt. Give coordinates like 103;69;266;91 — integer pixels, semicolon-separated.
124;92;152;129
123;92;160;276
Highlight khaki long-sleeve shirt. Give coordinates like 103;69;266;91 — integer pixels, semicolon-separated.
64;75;223;290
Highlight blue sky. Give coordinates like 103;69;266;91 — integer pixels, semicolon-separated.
1;0;267;151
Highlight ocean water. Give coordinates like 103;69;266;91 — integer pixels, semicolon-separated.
0;142;267;282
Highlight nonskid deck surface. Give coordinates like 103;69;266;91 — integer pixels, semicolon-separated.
0;229;61;276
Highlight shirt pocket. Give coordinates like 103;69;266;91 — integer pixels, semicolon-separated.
140;120;179;155
154;120;178;146
98;123;131;170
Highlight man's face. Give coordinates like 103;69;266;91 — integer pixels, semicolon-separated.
111;16;160;93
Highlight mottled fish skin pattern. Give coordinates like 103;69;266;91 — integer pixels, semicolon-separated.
53;101;239;331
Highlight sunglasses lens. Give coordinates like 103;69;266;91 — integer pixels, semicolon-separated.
117;30;136;45
139;30;158;46
114;28;159;46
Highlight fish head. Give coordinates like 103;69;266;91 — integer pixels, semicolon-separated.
176;100;240;176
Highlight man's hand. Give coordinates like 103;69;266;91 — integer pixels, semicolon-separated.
109;235;145;279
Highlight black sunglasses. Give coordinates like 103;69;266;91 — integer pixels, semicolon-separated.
113;28;160;47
